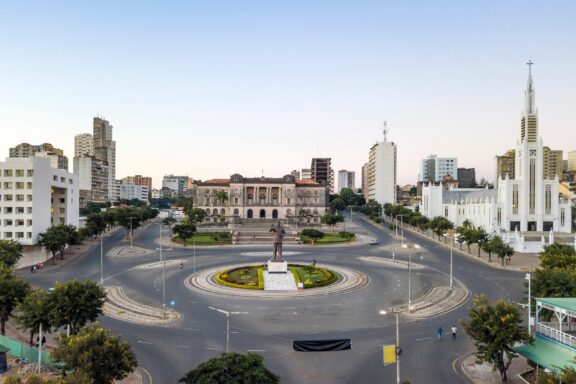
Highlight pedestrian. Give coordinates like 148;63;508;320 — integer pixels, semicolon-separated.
30;265;34;274
312;259;317;267
252;232;256;239
32;265;37;273
451;325;457;340
437;326;444;341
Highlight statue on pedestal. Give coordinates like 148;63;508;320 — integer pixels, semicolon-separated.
270;221;286;262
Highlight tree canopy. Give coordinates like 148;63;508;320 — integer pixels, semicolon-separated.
179;352;280;384
462;294;532;382
49;279;106;335
16;288;53;346
0;265;30;335
0;239;23;268
53;323;137;384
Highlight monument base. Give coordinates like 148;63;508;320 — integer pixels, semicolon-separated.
267;260;288;274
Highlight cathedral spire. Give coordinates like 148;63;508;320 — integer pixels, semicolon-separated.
525;60;535;115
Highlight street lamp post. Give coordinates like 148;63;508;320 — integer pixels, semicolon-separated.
129;216;137;248
156;224;173;318
402;243;420;309
379;310;400;384
208;307;248;353
526;272;532;334
100;234;110;285
443;232;455;289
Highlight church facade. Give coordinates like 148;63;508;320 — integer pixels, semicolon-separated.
196;174;328;224
421;64;572;234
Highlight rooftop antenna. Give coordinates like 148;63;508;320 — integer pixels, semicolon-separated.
382;120;389;142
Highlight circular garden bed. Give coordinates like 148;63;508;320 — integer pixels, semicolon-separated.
215;264;338;290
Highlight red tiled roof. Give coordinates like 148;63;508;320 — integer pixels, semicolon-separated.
295;179;322;185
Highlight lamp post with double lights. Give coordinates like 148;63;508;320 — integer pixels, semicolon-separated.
401;243;420;309
100;233;111;286
443;232;458;289
156;223;173;318
379;309;400;384
208;306;248;353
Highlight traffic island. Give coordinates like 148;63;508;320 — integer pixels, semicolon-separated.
103;286;181;325
393;286;469;319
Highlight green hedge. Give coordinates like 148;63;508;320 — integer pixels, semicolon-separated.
215;268;262;290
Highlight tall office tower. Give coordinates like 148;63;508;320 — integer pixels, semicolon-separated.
311;158;331;185
457;168;476;188
543;147;563;180
495;149;516;186
338;170;356;192
93;117;116;199
301;168;312;180
9;142;69;170
362;163;369;202
74;133;93;157
568;151;576;172
367;133;397;205
419;154;457;182
134;175;153;192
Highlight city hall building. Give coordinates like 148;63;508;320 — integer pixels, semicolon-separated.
196;174;328;224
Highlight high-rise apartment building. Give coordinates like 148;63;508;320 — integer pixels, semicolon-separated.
419;155;457;182
543;147;563;180
337;170;356;192
361;163;369;202
74;133;93;157
0;157;79;245
162;175;192;196
568;151;576;172
311;158;333;193
457;168;476;188
93;117;116;199
495;149;516;186
9;143;68;171
367;135;397;205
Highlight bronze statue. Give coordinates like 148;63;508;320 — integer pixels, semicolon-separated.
270;221;286;262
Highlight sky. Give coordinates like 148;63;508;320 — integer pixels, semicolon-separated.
1;1;575;189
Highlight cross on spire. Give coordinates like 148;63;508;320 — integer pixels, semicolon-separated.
526;60;534;75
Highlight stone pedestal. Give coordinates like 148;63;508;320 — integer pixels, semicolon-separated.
267;260;288;274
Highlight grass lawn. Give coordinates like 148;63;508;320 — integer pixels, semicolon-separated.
301;232;355;244
216;265;264;289
174;232;232;245
289;264;338;288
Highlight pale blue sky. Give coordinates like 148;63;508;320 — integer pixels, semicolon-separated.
1;1;575;188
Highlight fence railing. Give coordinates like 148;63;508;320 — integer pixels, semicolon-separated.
0;334;53;366
537;323;576;349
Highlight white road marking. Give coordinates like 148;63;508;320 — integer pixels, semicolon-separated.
206;347;223;351
137;341;153;345
247;349;268;352
174;345;191;348
416;337;432;341
229;331;240;334
184;328;199;331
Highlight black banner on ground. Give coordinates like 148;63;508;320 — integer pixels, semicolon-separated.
293;339;352;352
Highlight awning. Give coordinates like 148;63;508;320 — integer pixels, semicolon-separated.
513;334;576;373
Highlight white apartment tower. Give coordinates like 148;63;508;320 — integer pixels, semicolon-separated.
93;117;116;200
367;129;397;205
419;154;458;182
338;170;356;192
74;133;93;157
0;157;79;245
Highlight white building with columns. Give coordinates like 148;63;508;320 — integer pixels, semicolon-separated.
421;64;572;234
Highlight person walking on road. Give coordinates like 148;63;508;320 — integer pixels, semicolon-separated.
437;326;444;341
451;325;457;340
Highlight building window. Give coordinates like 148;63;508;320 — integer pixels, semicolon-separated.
4;170;13;177
59;198;65;203
27;182;32;189
4;182;13;189
512;185;519;215
5;194;13;201
561;209;565;226
16;232;24;239
69;179;73;184
26;232;32;239
15;170;24;177
26;220;32;226
16;195;24;201
59;208;65;213
60;177;66;183
27;170;34;177
445;207;449;217
497;208;502;226
53;175;58;181
16;182;24;189
16;207;24;214
4;232;12;238
27;195;32;201
4;220;13;226
16;220;24;226
4;207;12;214
545;186;552;215
27;207;32;214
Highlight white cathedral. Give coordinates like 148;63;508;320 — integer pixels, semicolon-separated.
421;64;572;235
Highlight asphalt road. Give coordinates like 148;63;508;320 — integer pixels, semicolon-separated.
23;216;527;384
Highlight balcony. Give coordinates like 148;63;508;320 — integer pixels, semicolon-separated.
537;322;576;349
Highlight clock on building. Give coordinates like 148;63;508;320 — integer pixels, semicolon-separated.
530;149;537;156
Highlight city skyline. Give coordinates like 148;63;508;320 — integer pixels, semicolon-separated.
1;1;575;188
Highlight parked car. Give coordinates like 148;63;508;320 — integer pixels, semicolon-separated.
369;239;379;245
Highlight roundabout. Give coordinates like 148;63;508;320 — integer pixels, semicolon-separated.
185;261;370;299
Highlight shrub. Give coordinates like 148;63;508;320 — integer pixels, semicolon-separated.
300;229;325;238
338;231;355;239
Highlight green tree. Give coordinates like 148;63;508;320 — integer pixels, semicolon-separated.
475;228;489;257
330;197;346;212
321;212;345;231
179;352;280;384
215;191;228;205
429;216;453;240
188;208;207;224
49;279;106;335
494;242;515;266
86;213;106;236
531;268;576;299
16;289;52;346
0;239;23;268
300;229;325;244
38;226;68;264
173;223;197;244
539;243;576;270
0;265;30;335
482;235;501;263
61;224;81;254
462;294;532;383
53;323;137;384
115;208;142;240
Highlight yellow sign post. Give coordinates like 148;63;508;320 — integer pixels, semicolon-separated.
383;344;397;365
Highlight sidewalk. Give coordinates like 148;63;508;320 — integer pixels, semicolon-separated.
371;217;541;272
461;353;531;383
